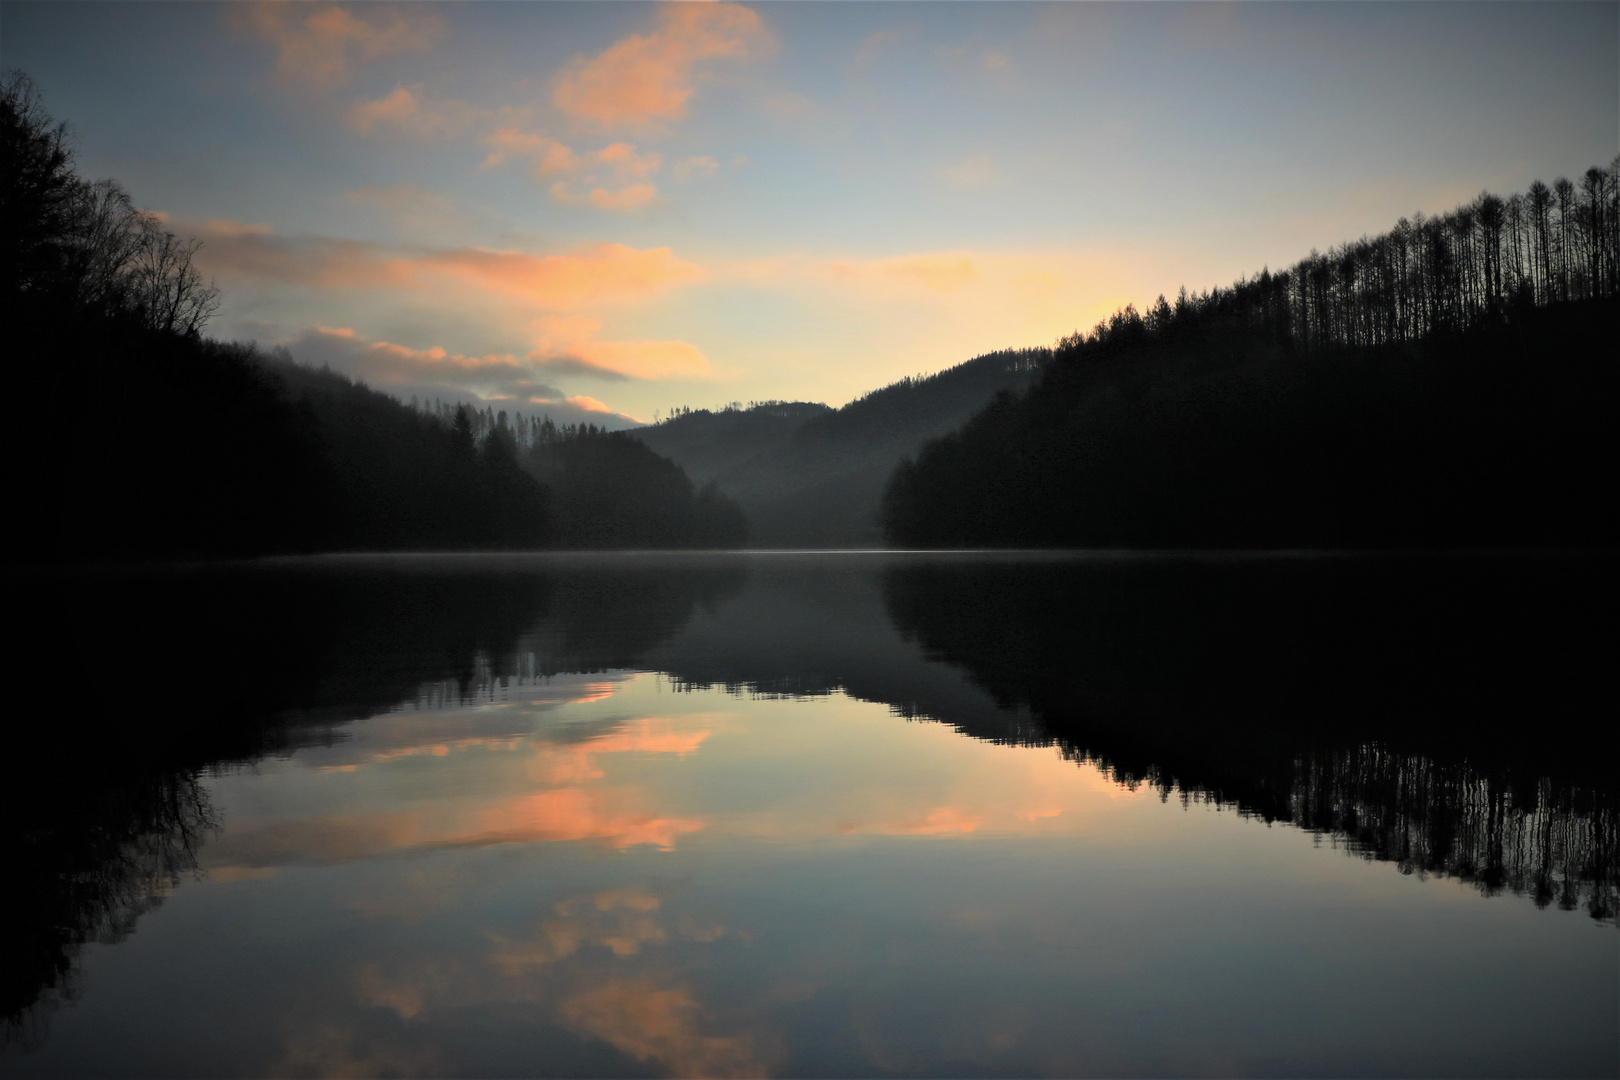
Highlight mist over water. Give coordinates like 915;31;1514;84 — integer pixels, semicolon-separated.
3;552;1615;1077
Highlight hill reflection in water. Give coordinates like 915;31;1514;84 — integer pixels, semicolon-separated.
3;552;1614;1068
880;554;1617;923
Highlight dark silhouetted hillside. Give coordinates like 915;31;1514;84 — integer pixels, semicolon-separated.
634;400;832;485
885;167;1620;550
635;350;1047;546
522;420;747;548
2;74;743;561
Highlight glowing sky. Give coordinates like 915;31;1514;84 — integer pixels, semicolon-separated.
4;2;1615;426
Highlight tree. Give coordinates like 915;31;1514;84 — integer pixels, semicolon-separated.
0;70;78;300
124;217;219;336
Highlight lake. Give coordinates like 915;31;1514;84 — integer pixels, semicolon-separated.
4;552;1615;1077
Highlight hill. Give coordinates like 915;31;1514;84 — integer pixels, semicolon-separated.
635;349;1047;546
2;74;740;561
885;167;1620;549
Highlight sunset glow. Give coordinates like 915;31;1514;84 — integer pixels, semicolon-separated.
7;1;1612;426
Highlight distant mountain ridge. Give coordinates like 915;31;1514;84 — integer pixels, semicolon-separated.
634;348;1047;546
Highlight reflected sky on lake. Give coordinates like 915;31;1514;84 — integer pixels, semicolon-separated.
4;554;1615;1077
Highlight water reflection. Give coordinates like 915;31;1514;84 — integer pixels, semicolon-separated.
3;553;1615;1073
881;554;1618;923
3;556;743;1046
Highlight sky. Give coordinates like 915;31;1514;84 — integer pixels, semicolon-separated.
3;2;1616;428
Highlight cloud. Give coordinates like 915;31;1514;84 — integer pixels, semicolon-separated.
347;83;480;140
672;156;720;182
830;253;980;292
841;805;983;837
584;184;660;212
278;326;652;426
558;978;768;1079
489;138;667;213
551;3;769;129
527;315;710;381
484;127;579;176
190;220;706;309
288;326;565;403
189;220;418;290
567;395;619;416
595;142;662;180
241;3;444;89
342;182;457;217
424;243;702;308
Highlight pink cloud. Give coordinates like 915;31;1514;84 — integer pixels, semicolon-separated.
189;220;704;309
551;3;769;128
527;315;710;381
347;83;480;140
483;127;579;176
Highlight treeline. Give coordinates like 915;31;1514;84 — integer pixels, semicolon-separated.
2;73;739;560
3;559;749;1044
403;396;748;547
523;424;747;549
637;349;1048;546
885;169;1620;549
880;556;1618;923
1056;158;1620;356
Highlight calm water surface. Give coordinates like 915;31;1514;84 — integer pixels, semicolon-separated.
4;553;1615;1077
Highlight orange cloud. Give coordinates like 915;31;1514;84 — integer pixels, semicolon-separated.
483;127;579;176
422;243;704;308
491;888;672;974
202;785;703;872
589;184;660;212
294;326;561;401
471;788;704;851
568;395;618;415
558;978;769;1079
552;3;769;128
508;142;665;212
532;718;713;783
347;83;480;140
242;3;443;88
842;805;983;836
191;220;705;310
822;253;979;292
527;315;711;381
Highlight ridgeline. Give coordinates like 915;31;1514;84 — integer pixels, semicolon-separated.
884;167;1620;549
2;73;744;562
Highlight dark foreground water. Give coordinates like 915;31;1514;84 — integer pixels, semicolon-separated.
3;552;1615;1078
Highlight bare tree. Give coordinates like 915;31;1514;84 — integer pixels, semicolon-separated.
125;215;220;336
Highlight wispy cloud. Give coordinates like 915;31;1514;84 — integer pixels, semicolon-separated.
527;315;710;381
240;3;443;89
281;326;649;425
190;220;706;310
551;3;769;129
347;83;481;140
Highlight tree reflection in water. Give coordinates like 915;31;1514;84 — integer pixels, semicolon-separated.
1;556;745;1047
882;553;1618;926
4;553;1614;1054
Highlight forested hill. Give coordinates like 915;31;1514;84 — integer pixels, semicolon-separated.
884;164;1620;549
2;74;742;561
634;401;832;486
635;348;1047;546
